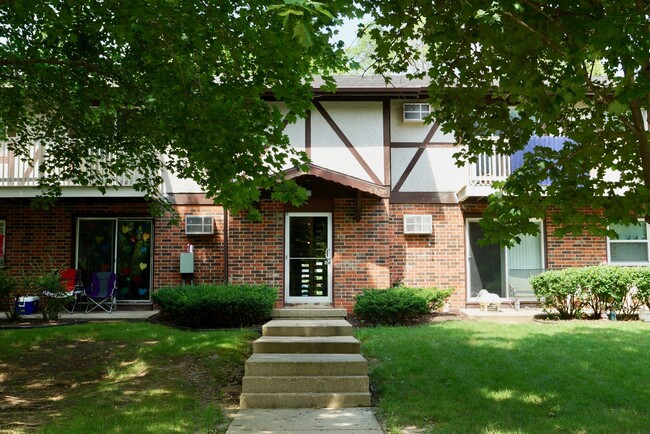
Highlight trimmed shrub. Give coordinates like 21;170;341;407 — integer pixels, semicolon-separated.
153;284;277;328
580;266;636;318
530;268;583;319
631;267;650;310
532;266;645;319
354;286;452;326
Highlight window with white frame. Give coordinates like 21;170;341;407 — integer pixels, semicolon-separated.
0;220;5;267
403;103;430;122
608;221;650;264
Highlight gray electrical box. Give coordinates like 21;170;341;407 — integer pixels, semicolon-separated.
180;252;194;273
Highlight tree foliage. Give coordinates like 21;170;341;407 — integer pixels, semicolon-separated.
0;0;355;217
362;0;650;245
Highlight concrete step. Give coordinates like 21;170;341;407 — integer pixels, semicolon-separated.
242;375;369;393
239;392;372;409
262;319;353;337
253;336;360;354
245;354;368;376
272;308;348;319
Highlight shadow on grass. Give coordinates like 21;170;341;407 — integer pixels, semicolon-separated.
0;323;258;434
356;322;650;433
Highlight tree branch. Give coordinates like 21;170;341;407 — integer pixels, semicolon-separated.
0;58;99;69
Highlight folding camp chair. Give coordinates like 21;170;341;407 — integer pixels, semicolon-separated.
84;271;117;313
60;268;83;313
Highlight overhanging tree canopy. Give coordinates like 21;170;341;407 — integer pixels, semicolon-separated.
0;0;355;217
362;0;650;245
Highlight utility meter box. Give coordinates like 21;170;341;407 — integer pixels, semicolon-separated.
180;252;194;274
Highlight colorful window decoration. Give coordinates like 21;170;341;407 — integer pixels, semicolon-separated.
76;219;153;302
116;220;152;301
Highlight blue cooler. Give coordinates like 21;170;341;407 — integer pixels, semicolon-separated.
16;296;39;315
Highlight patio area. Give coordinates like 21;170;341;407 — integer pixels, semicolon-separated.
2;309;159;324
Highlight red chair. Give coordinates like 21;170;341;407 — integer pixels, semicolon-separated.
60;269;83;313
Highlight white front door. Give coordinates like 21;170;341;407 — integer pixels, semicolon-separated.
285;213;333;303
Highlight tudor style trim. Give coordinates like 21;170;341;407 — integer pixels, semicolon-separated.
391;123;441;193
313;101;383;185
285;164;390;198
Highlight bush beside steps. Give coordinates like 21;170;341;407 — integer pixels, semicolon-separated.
353;286;453;326
152;284;277;328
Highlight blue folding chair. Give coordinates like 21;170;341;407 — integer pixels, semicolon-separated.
84;272;117;313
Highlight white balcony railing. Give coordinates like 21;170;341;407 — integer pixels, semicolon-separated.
467;152;511;186
1;142;138;188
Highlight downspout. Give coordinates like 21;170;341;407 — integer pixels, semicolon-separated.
224;208;229;284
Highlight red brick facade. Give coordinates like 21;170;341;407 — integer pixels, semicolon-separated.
0;195;611;310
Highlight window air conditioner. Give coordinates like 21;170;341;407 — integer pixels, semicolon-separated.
185;216;214;235
403;215;433;234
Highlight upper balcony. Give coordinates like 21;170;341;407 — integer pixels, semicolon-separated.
0;142;144;198
457;136;566;201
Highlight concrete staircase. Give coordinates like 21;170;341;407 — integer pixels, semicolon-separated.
239;308;372;409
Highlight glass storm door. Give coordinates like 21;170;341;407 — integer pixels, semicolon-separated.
285;213;332;303
76;219;153;302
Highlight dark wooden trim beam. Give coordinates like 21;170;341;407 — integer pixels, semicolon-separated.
165;193;215;205
355;190;362;222
390;191;458;204
313;101;383;185
383;100;391;186
423;123;440;144
305;110;312;158
392;147;425;192
391;142;457;148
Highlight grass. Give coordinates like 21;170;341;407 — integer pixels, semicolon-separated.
0;322;258;434
355;320;650;434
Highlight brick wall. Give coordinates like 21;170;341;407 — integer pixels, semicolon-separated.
154;205;226;288
228;201;285;305
389;203;467;309
332;198;391;311
545;209;607;268
1;196;611;309
0;198;150;291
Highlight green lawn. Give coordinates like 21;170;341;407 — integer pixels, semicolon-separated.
0;323;257;434
355;320;650;434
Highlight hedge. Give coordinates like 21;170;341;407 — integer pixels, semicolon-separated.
152;284;277;328
353;286;453;326
530;266;650;319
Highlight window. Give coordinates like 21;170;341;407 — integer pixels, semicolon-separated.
403;103;430;122
0;220;5;267
608;221;649;264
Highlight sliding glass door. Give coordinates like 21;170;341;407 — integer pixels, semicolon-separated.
76;218;153;302
466;219;544;300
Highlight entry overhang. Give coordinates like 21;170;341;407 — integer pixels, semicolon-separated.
284;164;390;198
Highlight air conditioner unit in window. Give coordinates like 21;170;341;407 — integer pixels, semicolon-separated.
403;214;433;234
185;216;214;235
403;103;430;122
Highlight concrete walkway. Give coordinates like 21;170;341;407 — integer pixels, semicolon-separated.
226;408;383;433
2;310;159;323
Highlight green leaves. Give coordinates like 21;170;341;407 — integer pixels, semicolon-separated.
362;0;650;243
1;0;355;216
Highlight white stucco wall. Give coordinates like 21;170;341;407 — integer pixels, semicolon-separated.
391;147;464;192
310;101;384;183
390;100;455;144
